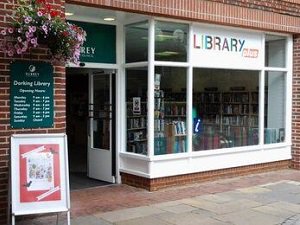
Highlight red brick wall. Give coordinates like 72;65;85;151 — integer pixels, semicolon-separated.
67;0;300;33
292;34;300;169
0;0;66;224
121;160;291;191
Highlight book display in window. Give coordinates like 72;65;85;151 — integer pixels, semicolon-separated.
154;74;187;155
193;89;262;150
127;100;147;154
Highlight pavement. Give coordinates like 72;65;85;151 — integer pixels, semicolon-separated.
16;169;300;225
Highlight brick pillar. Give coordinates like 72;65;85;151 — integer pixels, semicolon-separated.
292;34;300;170
0;0;66;224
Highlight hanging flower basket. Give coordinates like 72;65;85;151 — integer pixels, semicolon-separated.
0;0;86;64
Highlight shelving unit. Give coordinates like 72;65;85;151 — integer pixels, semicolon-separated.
154;88;187;155
126;87;270;153
126;101;147;154
193;90;262;150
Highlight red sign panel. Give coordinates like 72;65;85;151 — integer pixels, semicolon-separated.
19;144;61;202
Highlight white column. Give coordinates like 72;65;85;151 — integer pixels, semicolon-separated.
285;36;293;145
148;18;155;158
187;24;193;153
115;22;125;183
259;70;265;146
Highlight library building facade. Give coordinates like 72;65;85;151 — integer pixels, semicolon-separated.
1;0;300;223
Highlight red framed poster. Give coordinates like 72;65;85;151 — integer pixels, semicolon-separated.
19;144;61;202
11;134;70;218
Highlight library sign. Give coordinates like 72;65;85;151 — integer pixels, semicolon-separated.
10;61;54;128
69;21;116;64
192;25;263;69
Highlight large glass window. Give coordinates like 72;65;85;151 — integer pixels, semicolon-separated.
154;67;187;155
125;21;148;63
155;21;188;62
126;68;148;154
193;69;259;151
265;35;286;68
264;71;286;144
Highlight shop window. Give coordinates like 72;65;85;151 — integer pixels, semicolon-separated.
154;67;187;155
155;21;188;62
126;67;148;154
264;71;286;144
125;21;148;63
192;69;259;151
265;35;286;68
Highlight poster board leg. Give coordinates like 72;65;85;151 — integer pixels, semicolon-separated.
67;210;71;225
56;213;59;225
12;215;15;225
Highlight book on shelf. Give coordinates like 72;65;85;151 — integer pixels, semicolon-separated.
128;142;147;154
172;121;186;136
264;128;277;144
128;117;146;129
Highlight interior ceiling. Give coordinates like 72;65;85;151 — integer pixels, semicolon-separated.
66;4;149;24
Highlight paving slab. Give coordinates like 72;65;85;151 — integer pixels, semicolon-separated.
194;193;234;203
71;215;112;225
252;205;296;218
214;209;284;225
237;186;271;194
157;203;198;213
262;201;300;214
113;216;171;225
155;212;231;225
95;206;163;223
184;197;262;215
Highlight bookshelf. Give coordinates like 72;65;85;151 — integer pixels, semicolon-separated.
154;85;187;155
193;89;262;150
127;101;147;154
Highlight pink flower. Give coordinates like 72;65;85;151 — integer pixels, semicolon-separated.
37;11;43;17
18;28;22;33
16;48;22;54
25;31;32;38
24;16;32;24
7;49;14;57
30;38;37;45
0;29;7;36
17;37;22;42
8;27;14;34
29;26;37;33
22;46;27;52
42;24;48;34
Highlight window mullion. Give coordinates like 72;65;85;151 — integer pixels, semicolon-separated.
148;18;155;157
259;70;265;146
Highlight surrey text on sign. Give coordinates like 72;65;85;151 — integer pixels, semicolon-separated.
10;61;54;128
69;21;116;64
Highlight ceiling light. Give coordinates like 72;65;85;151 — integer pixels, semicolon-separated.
65;12;74;16
155;51;179;57
104;17;115;21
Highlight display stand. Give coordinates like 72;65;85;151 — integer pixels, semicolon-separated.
10;134;70;225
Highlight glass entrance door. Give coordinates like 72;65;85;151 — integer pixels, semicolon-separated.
88;70;115;183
